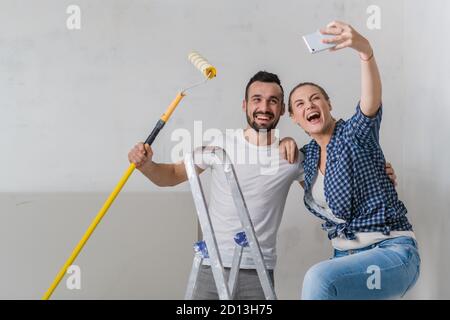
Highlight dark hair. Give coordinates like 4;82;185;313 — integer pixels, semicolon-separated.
245;71;284;102
288;82;330;114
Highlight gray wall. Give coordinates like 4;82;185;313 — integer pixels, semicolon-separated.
1;0;448;299
0;193;197;299
400;0;450;299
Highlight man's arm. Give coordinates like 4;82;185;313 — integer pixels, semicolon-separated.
128;143;204;187
296;162;397;190
385;162;398;187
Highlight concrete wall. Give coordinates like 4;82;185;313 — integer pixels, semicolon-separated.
0;193;197;299
1;0;448;299
399;0;450;299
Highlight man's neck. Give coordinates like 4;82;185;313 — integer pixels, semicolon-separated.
243;126;275;146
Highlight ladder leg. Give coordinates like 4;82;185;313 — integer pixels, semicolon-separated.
185;255;203;300
184;153;231;300
223;163;277;300
228;245;243;299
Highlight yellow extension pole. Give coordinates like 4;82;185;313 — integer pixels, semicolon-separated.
42;92;186;300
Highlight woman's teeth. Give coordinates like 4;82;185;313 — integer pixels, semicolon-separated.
307;112;320;122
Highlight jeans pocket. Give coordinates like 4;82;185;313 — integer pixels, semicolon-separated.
380;237;417;263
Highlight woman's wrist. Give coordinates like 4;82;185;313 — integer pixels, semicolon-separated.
360;51;374;61
359;45;374;61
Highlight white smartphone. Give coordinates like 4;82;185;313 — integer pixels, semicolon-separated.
302;31;336;54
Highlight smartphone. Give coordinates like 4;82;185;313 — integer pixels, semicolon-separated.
302;31;336;54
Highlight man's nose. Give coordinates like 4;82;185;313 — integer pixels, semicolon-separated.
260;99;270;111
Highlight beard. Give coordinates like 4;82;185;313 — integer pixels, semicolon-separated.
246;110;280;132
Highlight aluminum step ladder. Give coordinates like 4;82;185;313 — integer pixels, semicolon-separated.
183;147;276;300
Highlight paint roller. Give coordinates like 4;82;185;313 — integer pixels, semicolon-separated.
42;51;217;300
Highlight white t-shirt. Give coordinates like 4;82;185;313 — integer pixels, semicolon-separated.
194;129;304;269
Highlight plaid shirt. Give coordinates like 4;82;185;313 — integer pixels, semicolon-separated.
301;104;413;240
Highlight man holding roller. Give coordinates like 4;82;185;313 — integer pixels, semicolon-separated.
128;71;397;299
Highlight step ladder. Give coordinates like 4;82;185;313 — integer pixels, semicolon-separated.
183;147;277;300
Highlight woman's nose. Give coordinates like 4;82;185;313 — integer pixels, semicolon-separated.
305;103;314;111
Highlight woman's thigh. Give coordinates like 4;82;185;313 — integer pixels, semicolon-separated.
301;237;420;300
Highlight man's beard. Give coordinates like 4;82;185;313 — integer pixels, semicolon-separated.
246;111;280;132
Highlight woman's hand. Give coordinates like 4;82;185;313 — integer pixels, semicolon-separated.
320;21;373;59
321;20;381;118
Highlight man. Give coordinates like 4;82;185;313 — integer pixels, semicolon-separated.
128;71;396;299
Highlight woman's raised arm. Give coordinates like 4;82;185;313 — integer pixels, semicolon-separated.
321;20;382;117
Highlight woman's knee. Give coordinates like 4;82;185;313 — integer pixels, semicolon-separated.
301;261;338;300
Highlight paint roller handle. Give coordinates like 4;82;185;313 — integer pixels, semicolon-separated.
128;142;153;169
144;119;165;146
142;92;186;149
43;52;215;300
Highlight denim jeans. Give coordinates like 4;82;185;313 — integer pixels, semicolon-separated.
301;236;421;300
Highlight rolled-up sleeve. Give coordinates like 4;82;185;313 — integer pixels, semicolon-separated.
345;103;382;148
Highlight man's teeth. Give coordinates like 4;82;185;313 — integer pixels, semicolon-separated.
256;115;272;120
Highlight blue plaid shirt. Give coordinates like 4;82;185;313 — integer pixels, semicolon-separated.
301;104;413;240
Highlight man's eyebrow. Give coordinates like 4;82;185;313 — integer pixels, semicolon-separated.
251;94;280;100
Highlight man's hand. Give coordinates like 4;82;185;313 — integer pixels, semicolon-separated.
385;162;398;187
280;137;299;164
128;142;153;169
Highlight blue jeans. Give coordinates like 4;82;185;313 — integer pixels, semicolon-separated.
301;236;421;300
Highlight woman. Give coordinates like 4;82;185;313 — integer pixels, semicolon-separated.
289;21;420;299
